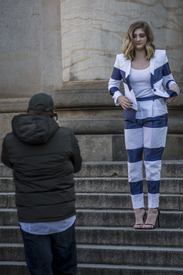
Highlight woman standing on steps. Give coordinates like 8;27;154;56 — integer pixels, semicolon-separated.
108;21;179;229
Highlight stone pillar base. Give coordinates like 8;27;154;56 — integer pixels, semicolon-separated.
77;134;183;161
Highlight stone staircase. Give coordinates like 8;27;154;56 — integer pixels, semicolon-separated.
0;161;183;275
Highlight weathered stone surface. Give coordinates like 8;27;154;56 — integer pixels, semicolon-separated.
0;160;183;273
0;178;14;192
61;0;182;82
77;264;183;275
0;0;42;98
0;210;18;226
1;131;183;163
1;225;183;247
0;0;62;98
0;264;29;275
0;1;183;273
0;194;15;208
77;245;183;267
0;209;182;229
78;134;183;161
0;164;12;177
77;135;113;161
1;264;183;275
0;113;15;139
0;176;182;195
1;243;183;267
1;161;183;178
1;192;181;210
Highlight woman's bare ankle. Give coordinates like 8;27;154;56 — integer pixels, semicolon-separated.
134;208;145;225
144;208;159;225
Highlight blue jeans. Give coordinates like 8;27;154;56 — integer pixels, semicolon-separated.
21;223;77;275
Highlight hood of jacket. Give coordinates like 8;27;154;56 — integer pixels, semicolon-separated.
12;113;59;145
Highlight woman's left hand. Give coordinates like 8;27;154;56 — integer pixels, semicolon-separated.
167;84;178;104
56;120;61;127
167;97;176;104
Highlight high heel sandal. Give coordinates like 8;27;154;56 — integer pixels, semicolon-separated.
143;208;160;229
133;209;146;229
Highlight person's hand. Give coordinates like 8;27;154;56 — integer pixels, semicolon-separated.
118;95;133;109
167;97;176;104
167;84;178;104
56;120;61;127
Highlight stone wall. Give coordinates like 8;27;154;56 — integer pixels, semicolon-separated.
0;0;183;161
0;0;62;99
0;0;62;150
61;0;182;82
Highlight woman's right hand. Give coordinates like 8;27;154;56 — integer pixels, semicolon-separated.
118;95;133;109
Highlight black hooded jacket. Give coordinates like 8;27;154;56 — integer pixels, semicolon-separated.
1;113;82;223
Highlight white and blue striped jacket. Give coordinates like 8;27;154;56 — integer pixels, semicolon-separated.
108;49;179;111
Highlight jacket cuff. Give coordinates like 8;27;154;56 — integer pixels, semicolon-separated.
167;89;178;98
112;91;122;106
167;81;180;94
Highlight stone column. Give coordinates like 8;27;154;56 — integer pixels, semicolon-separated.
0;0;62;106
55;0;183;161
59;0;182;83
56;0;182;122
0;0;183;161
0;0;62;150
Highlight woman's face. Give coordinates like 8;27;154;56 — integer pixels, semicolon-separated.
133;28;147;50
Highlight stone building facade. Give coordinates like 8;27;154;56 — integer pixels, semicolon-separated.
0;0;183;161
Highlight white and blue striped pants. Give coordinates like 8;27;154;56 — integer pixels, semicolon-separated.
124;96;168;209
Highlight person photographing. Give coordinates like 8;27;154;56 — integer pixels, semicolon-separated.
1;93;82;274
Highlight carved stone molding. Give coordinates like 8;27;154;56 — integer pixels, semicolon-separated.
55;81;183;109
0;98;29;113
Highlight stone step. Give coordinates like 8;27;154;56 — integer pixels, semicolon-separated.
1;160;183;178
76;134;183;161
76;226;183;247
0;165;12;178
1;177;183;194
0;209;182;229
0;243;182;267
77;245;183;267
0;178;14;192
75;161;183;178
77;264;183;275
75;177;183;194
0;226;22;244
0;193;15;208
1;262;183;275
77;193;182;210
76;209;183;229
0;192;183;210
1;226;183;247
0;262;29;275
0;244;25;262
0;160;182;274
78;263;183;275
0;209;18;226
